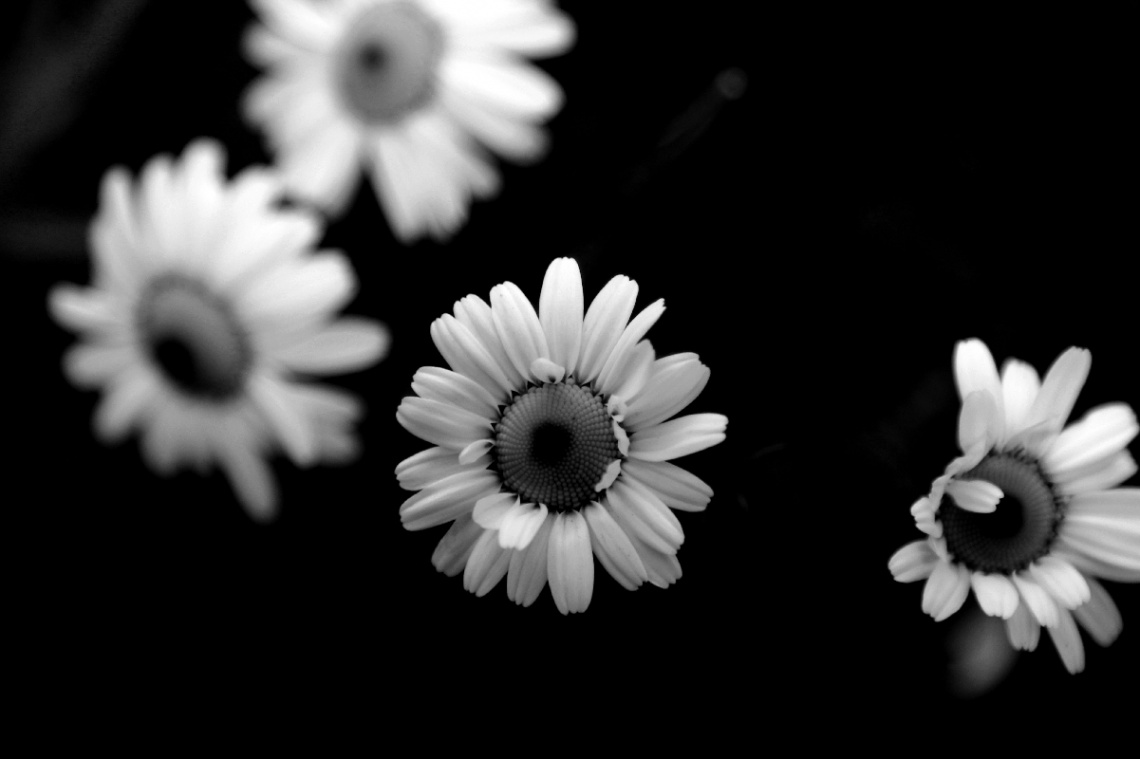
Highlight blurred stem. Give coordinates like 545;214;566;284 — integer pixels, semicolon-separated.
0;0;149;204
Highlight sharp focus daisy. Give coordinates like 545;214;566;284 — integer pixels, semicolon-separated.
242;0;575;241
395;258;727;613
889;339;1140;673
48;139;389;521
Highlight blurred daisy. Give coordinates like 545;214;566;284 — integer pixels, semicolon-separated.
889;339;1139;672
396;258;727;613
48;140;389;521
243;0;575;241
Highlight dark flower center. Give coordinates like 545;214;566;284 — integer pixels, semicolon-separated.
940;451;1065;573
332;1;444;125
136;275;251;400
494;383;621;512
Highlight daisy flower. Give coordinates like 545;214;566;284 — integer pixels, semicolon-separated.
395;258;727;613
48;139;389;521
889;339;1139;673
242;0;575;241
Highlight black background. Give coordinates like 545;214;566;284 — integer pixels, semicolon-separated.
2;1;1135;732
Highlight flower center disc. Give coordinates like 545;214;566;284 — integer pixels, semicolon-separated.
941;452;1063;573
137;276;251;399
494;383;621;512
332;1;444;124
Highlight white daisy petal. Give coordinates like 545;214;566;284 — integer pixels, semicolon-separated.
248;373;319;465
458;439;495;466
1012;574;1060;628
92;167;141;284
270;318;390;374
399;469;500;531
431;513;485;577
1028;556;1090;610
1043;403;1139;475
1054;451;1138;496
472;492;518;530
607;341;656;405
944;478;1003;514
1047;608;1085;674
441;56;563;118
1006;602;1040;651
1055;540;1140;583
957;389;1000;455
625;529;683;589
62;343;135;389
605;479;683;555
597;299;666;396
577;275;638;383
411;365;500;420
910;496;942;538
921;560;970;622
629;413;728;462
238;252;357;333
498;502;548;550
430;314;514;399
954;339;1004;426
530;357;565;384
970;573;1020;619
396;447;465;491
584;502;648;590
538;257;583;377
620;459;713;512
548;511;594;615
1058;516;1140;573
1066;488;1140;522
48;285;125;335
1000;358;1041;441
1071;576;1123;647
396;395;494;451
888;540;940;583
441;84;549;163
463;529;511;597
624;354;710;431
93;367;160;444
249;0;339;51
444;1;575;56
506;515;554;607
1024;347;1091;435
452;294;525;388
215;425;278;522
491;282;549;380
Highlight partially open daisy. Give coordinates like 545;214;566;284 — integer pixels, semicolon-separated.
48;140;389;521
889;339;1139;672
396;258;727;613
242;0;575;242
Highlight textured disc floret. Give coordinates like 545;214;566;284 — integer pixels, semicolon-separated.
332;1;444;125
941;451;1064;574
136;275;251;400
494;382;620;512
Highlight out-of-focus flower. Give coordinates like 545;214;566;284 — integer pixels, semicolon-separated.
889;338;1139;672
242;0;575;241
396;258;727;613
48;139;389;521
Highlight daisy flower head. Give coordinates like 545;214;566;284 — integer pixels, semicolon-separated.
396;258;728;614
889;338;1139;673
48;139;389;522
242;0;575;242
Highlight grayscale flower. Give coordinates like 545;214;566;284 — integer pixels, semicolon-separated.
889;339;1139;672
48;140;389;521
396;258;727;613
243;0;574;241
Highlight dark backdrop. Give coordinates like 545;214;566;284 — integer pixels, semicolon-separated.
2;1;1135;732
